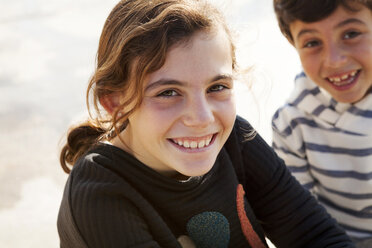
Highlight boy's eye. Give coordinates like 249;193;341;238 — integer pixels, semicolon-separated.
208;84;228;92
303;40;320;48
343;30;361;40
157;89;178;97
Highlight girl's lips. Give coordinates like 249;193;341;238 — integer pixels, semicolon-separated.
327;70;360;91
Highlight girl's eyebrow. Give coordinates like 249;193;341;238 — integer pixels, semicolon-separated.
145;73;234;91
213;74;234;82
145;79;183;92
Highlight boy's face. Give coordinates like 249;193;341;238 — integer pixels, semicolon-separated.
290;3;372;103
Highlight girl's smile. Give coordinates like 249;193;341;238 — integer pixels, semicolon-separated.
169;133;216;151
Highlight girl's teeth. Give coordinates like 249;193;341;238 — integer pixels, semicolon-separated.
198;140;205;148
172;135;213;149
190;141;197;149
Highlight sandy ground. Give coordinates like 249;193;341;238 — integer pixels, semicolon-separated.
0;0;298;247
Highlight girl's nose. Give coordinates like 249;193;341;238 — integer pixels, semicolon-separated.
183;95;214;128
323;42;347;69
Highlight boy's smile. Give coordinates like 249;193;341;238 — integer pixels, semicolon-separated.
114;28;236;178
290;2;372;103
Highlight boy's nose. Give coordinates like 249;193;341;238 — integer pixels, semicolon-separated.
323;43;347;69
182;95;214;128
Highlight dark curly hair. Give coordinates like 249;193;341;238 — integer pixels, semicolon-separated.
273;0;372;42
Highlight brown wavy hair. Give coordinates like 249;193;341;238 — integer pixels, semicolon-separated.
60;0;236;173
273;0;372;42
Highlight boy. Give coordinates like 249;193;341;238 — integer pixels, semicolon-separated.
271;0;372;247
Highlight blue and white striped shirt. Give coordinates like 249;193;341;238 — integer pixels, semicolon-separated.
272;72;372;239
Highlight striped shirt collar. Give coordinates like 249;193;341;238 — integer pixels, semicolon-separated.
288;72;372;135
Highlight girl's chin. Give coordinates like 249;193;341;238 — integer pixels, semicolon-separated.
179;164;214;178
171;172;192;181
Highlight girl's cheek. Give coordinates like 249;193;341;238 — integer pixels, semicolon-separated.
144;98;184;114
213;94;236;110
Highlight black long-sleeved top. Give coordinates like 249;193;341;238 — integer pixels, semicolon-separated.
58;116;354;248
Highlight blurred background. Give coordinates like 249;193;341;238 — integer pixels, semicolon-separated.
0;0;300;247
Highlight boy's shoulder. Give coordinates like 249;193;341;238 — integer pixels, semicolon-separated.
273;72;319;117
272;72;326;133
288;72;322;105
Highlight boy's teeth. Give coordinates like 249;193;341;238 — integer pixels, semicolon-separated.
327;70;358;85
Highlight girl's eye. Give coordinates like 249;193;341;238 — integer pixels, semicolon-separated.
303;40;320;48
208;84;228;93
157;89;178;97
343;30;361;40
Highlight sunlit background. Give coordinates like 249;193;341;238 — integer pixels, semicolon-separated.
0;0;300;247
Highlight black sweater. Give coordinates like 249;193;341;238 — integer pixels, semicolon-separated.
58;116;354;248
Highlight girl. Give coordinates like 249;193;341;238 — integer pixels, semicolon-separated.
57;0;354;247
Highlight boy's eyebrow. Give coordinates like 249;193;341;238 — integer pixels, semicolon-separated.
296;29;317;40
335;18;366;29
296;18;366;40
145;74;234;91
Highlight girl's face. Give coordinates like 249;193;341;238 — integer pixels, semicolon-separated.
118;29;236;178
290;3;372;103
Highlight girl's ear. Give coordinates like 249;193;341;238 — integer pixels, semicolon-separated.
99;93;122;115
